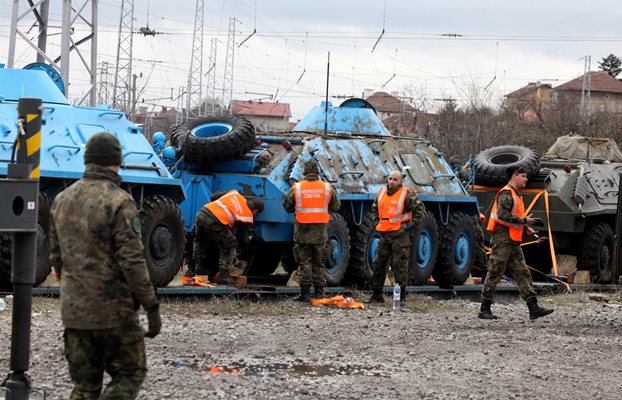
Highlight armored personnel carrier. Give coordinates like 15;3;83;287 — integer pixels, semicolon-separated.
163;99;481;287
0;65;186;289
470;135;622;283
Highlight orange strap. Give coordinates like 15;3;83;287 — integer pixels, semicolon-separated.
180;275;216;288
311;295;365;309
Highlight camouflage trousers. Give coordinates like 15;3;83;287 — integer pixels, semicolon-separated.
294;242;327;287
193;210;236;272
473;215;488;272
64;322;146;400
371;226;410;289
481;239;536;303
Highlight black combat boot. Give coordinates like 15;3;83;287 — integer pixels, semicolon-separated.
294;285;311;303
526;298;554;320
365;287;385;304
217;268;235;286
313;286;325;299
478;300;498;320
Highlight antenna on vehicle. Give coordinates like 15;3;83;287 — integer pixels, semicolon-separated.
324;51;330;137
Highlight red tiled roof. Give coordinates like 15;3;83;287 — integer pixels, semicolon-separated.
505;82;552;98
554;71;622;94
365;92;416;113
231;100;291;118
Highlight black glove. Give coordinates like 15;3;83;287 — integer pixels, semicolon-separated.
144;304;162;339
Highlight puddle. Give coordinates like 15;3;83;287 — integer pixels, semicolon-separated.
200;362;385;378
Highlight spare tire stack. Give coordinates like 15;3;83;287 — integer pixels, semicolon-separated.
171;115;256;165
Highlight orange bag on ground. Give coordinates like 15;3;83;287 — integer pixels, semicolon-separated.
311;295;365;309
180;275;215;287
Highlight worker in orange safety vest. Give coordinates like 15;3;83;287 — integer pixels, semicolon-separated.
479;166;553;320
283;160;341;302
366;170;426;306
192;190;264;285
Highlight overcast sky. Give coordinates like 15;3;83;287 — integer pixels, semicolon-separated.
2;0;622;119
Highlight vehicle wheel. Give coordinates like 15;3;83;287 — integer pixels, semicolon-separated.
0;192;52;289
474;145;540;186
409;211;439;285
433;211;475;286
139;195;185;287
171;115;256;165
579;221;614;283
324;213;351;286
346;211;382;287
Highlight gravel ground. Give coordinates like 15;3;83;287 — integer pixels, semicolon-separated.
1;291;622;399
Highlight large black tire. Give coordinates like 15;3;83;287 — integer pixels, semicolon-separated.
346;211;382;287
578;221;614;283
0;193;52;290
171;115;256;165
324;213;351;286
474;145;540;186
139;196;185;287
433;211;476;286
409;211;439;285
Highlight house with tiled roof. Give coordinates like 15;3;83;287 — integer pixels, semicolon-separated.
504;82;552;122
231;100;291;132
364;91;416;121
553;71;622;113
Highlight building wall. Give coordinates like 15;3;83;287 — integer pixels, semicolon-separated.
242;115;290;132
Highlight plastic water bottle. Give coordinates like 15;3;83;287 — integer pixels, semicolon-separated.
0;298;5;312
392;283;401;311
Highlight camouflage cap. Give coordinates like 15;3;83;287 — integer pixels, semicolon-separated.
303;159;320;175
84;132;123;166
246;197;264;213
448;155;461;165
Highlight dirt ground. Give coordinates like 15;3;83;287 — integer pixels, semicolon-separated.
1;291;621;400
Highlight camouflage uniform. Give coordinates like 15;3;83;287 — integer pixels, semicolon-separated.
473;214;488;275
192;208;237;275
481;190;536;302
371;186;426;290
283;173;341;288
49;163;159;400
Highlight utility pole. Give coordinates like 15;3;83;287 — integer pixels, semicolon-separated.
98;61;110;105
222;18;236;114
205;38;218;115
176;86;186;125
186;0;205;121
8;0;98;105
131;73;142;120
113;0;134;115
581;55;592;134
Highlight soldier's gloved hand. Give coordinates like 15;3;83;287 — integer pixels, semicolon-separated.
144;304;162;338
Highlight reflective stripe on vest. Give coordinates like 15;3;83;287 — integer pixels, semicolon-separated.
486;185;525;242
294;181;331;223
375;186;412;232
205;190;254;227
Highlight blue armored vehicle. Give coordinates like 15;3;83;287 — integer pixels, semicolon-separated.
162;99;480;287
0;65;186;289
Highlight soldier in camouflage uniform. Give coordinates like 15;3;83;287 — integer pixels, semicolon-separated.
49;132;161;400
193;191;263;285
366;171;426;306
473;213;488;281
283;160;341;302
479;166;554;320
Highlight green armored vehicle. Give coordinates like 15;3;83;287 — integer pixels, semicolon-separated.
470;135;622;283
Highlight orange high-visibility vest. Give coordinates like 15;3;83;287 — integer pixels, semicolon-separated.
486;185;525;242
294;180;332;223
205;190;254;227
375;186;412;232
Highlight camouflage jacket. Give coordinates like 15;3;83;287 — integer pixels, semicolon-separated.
371;184;426;230
491;188;528;243
49;164;158;330
283;174;341;244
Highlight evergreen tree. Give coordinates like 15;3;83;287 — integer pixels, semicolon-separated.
598;54;622;78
